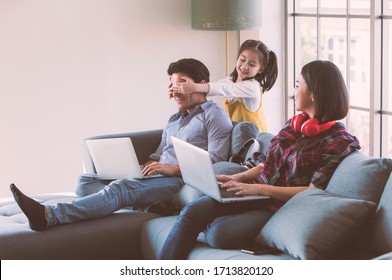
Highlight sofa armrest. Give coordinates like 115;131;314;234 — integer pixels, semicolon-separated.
372;251;392;260
83;129;163;174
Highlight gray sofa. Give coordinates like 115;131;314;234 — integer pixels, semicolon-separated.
1;123;391;260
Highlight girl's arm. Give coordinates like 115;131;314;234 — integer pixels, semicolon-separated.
172;76;260;99
171;76;210;95
208;78;261;99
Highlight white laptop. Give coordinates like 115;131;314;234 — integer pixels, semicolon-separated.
86;137;164;180
171;136;269;203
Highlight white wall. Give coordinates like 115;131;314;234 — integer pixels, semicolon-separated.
0;0;284;198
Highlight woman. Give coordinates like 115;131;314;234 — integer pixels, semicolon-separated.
159;60;361;259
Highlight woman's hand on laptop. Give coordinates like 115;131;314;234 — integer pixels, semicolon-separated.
142;162;181;177
216;174;235;183
221;181;263;196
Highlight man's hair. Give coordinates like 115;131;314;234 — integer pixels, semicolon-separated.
167;58;210;83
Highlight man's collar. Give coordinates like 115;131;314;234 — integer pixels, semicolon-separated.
179;100;212;116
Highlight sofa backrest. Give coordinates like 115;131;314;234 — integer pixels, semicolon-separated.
371;173;392;255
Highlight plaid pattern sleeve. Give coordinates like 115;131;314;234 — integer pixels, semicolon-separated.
310;124;360;189
258;121;360;189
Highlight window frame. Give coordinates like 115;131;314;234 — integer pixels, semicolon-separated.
285;0;392;157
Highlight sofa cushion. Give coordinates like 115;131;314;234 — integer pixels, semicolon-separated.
323;152;391;258
140;215;294;260
326;151;392;203
257;187;376;260
230;122;259;155
0;194;160;259
371;173;392;255
255;132;274;155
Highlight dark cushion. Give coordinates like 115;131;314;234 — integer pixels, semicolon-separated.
257;187;376;260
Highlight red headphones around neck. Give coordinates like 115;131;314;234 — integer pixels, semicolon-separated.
291;112;336;137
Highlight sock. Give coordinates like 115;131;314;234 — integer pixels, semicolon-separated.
10;183;48;231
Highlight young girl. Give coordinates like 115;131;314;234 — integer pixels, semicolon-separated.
169;39;278;131
159;60;361;259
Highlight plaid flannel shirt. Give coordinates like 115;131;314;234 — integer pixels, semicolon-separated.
256;120;360;189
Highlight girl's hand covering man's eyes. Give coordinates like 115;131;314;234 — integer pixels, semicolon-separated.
171;76;195;95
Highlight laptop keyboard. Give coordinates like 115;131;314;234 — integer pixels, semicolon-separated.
219;187;240;198
217;182;244;198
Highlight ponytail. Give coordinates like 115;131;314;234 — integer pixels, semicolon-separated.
259;50;278;92
230;40;278;93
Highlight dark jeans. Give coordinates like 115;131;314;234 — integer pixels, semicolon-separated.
159;195;273;259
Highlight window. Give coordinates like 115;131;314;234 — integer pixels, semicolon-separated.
285;0;392;157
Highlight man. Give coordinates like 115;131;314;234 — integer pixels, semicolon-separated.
10;58;233;231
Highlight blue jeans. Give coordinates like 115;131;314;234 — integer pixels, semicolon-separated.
159;196;273;259
46;174;184;227
75;174;113;197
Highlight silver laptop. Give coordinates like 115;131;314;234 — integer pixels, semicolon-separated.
86;137;164;180
171;136;269;203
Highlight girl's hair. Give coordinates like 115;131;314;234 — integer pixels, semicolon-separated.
230;39;278;92
293;60;350;151
301;60;349;123
167;58;210;83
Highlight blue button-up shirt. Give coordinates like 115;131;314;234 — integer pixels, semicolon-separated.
149;100;232;164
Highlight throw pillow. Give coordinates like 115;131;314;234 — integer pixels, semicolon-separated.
257;187;376;260
255;132;274;155
326;151;392;203
231;122;259;155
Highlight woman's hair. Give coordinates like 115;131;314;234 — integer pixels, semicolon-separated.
230;39;278;92
293;60;350;151
167;58;210;83
301;60;349;123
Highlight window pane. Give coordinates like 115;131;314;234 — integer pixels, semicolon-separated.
347;110;370;155
349;18;370;108
295;17;317;68
385;0;392;15
295;0;317;13
350;0;370;15
320;0;346;14
382;115;392;158
319;18;347;81
383;19;392;111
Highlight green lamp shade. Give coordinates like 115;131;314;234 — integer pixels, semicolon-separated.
191;0;262;31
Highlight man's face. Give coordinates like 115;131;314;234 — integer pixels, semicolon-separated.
170;72;202;113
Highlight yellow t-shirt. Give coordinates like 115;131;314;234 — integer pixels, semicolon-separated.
224;89;267;132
